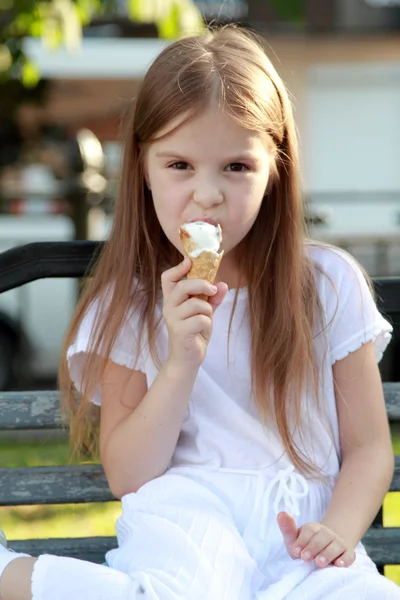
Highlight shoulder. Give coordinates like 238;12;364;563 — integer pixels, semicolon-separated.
305;242;392;364
305;241;376;334
306;241;369;298
73;276;151;352
307;241;362;279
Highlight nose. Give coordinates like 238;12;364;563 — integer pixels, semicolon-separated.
193;181;223;208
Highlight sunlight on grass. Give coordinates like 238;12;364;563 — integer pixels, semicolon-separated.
382;425;400;583
0;438;119;545
1;502;122;541
384;493;400;583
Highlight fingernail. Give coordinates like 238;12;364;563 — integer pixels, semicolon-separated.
338;559;345;567
317;556;326;565
210;285;217;293
302;551;311;561
294;547;302;557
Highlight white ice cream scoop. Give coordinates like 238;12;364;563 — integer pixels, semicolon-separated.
179;221;222;258
178;220;224;301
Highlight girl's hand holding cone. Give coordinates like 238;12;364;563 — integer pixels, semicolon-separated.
161;258;227;371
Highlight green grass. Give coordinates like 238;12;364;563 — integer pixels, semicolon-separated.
1;431;400;584
0;438;121;541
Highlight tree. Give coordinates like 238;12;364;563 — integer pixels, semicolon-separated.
0;0;205;86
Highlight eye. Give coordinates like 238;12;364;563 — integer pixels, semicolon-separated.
226;163;250;172
169;161;190;170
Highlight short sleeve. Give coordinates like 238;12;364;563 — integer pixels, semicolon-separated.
316;247;393;365
66;295;147;406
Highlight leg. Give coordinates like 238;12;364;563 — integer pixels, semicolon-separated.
0;557;37;600
0;555;144;600
254;554;400;600
284;556;400;600
0;472;262;600
108;473;264;600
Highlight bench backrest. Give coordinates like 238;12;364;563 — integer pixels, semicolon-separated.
0;241;399;566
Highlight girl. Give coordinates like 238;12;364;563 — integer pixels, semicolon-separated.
0;25;399;600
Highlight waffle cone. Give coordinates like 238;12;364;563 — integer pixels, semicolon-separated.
179;225;223;301
186;250;224;301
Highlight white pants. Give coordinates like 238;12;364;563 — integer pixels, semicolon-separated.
10;466;400;599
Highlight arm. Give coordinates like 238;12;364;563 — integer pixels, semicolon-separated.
100;359;198;499
320;340;394;547
278;341;394;567
100;258;228;499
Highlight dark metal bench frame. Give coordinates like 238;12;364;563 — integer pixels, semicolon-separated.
0;242;399;569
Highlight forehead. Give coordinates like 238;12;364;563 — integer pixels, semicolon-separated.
149;105;269;155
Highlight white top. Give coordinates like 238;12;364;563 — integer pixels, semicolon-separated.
67;244;392;480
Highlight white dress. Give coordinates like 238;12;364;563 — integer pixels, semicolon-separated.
28;245;400;599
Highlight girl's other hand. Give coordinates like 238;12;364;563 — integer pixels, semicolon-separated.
277;511;356;569
161;258;228;371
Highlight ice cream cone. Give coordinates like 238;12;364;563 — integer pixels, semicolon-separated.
185;250;224;300
179;223;223;301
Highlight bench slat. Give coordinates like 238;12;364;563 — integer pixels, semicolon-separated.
1;458;400;506
0;465;115;505
0;391;62;430
2;384;400;430
0;241;103;293
362;528;400;567
385;382;400;420
7;528;400;567
9;536;116;564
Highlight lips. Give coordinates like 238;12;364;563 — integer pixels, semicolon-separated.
188;217;219;227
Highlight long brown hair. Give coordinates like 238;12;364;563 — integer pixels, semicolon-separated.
59;25;325;473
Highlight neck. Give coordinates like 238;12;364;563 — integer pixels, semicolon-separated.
215;254;244;290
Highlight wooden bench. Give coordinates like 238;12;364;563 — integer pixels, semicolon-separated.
0;241;400;571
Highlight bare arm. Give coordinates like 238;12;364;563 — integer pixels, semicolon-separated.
320;341;394;548
100;257;228;499
100;359;198;499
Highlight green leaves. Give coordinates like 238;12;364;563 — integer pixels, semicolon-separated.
1;0;82;81
127;0;204;38
269;0;305;24
21;59;40;86
1;0;205;84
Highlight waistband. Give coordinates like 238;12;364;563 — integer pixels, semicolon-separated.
168;463;310;519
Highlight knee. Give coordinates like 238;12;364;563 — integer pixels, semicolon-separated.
0;556;38;600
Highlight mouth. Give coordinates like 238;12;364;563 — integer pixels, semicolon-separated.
188;217;219;227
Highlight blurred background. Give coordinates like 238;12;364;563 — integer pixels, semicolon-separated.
1;0;400;392
1;0;400;581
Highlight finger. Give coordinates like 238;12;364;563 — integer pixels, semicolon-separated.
178;314;213;339
314;539;347;568
277;512;299;554
208;282;229;311
161;258;192;297
333;550;355;568
168;278;218;308
175;297;214;321
300;528;336;563
292;523;323;559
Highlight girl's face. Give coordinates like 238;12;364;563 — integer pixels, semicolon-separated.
144;104;272;283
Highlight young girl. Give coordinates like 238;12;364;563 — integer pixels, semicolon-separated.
0;25;399;600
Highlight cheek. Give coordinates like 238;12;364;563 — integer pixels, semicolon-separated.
150;185;187;250
232;179;266;221
225;177;267;243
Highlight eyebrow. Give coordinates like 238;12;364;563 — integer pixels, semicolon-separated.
155;151;260;162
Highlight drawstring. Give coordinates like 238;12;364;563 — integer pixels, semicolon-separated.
264;465;309;518
220;463;309;548
256;465;309;548
213;463;309;523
